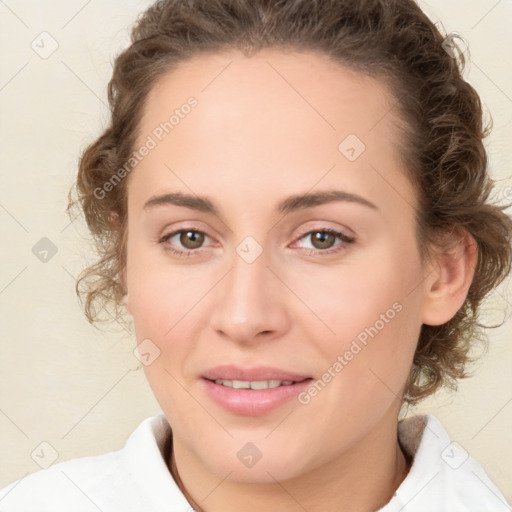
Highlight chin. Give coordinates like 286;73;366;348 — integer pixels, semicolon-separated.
213;457;307;485
195;433;316;484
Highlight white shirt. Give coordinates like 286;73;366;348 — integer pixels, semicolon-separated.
0;414;509;511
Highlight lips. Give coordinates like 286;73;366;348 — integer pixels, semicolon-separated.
200;365;313;416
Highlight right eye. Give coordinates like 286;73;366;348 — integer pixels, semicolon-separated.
159;228;213;256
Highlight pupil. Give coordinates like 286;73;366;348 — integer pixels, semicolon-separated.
180;230;204;249
312;232;334;249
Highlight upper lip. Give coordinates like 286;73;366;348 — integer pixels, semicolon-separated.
202;365;312;382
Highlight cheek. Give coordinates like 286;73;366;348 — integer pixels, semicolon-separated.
125;242;215;396
125;239;209;336
289;274;422;453
295;236;423;400
294;236;422;345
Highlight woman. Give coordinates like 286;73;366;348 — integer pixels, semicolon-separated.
1;0;511;510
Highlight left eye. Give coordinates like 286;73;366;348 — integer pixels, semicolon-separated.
296;229;353;251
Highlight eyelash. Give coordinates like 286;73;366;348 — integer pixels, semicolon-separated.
158;226;210;258
158;226;355;258
294;227;355;255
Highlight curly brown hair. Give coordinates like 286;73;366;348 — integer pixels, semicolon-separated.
68;0;512;404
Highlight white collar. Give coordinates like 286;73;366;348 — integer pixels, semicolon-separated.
124;413;510;511
379;414;510;511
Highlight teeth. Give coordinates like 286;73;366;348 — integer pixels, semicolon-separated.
233;380;250;389
213;379;295;389
249;380;267;390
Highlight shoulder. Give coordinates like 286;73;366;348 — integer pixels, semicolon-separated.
0;414;191;512
0;446;131;511
380;414;511;512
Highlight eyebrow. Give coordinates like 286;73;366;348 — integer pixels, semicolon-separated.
144;192;217;213
278;190;377;213
142;190;377;214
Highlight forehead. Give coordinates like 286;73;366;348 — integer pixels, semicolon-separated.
139;48;399;142
129;49;411;215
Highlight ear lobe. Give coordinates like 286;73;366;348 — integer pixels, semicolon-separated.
421;231;478;326
122;293;131;315
109;211;131;314
120;267;131;315
109;211;120;228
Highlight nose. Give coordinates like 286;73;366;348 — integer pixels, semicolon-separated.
209;247;292;346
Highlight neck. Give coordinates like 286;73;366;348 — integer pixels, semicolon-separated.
168;409;410;512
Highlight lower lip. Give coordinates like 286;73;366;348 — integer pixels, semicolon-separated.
201;378;312;416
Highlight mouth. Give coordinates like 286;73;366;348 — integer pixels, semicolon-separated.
200;366;313;416
205;378;309;389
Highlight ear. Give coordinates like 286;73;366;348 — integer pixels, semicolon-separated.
109;211;131;316
121;268;131;315
421;230;478;326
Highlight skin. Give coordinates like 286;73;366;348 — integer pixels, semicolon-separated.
123;49;476;512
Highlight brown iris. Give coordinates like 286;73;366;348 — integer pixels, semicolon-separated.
310;231;336;249
180;230;205;249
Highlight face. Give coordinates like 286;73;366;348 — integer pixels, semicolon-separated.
124;49;429;483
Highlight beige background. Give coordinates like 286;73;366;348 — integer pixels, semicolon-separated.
1;0;511;502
